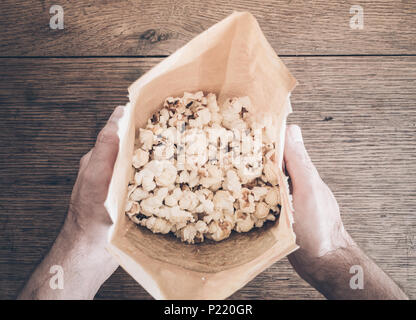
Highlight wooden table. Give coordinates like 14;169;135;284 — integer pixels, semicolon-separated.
0;1;415;300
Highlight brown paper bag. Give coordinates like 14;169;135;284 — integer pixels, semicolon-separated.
104;11;298;300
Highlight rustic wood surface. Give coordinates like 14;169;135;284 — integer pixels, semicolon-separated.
0;0;415;56
0;0;415;301
0;56;415;299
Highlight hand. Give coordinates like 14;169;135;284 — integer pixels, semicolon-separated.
61;105;126;290
19;106;124;299
67;105;124;246
284;125;354;279
283;125;407;299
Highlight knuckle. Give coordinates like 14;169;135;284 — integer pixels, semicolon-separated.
79;152;89;167
97;126;119;145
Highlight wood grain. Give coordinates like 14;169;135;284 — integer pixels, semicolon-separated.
0;0;415;56
0;57;414;299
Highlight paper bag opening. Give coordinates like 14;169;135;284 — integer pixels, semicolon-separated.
104;11;298;300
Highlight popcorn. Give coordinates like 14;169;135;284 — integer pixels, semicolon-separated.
153;143;175;160
238;188;256;214
201;164;223;189
130;188;149;202
165;187;182;207
235;211;255;233
254;201;269;219
213;190;235;215
207;220;233;241
178;170;190;184
195;220;209;233
251;186;268;201
165;205;194;224
223;170;242;197
132;149;149;168
140;190;166;216
135;168;156;192
139;129;154;150
141;216;172;234
263;160;279;185
179;190;199;211
176;224;198;243
125;201;140;217
155;161;177;187
265;187;280;206
125;92;282;243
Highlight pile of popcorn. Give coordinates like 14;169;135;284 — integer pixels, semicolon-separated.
125;92;281;243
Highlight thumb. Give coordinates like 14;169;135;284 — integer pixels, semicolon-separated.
85;105;124;189
284;125;319;190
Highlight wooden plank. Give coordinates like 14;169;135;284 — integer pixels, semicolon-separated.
0;57;415;299
0;0;415;56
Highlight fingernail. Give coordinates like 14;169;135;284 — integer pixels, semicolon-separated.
290;125;303;144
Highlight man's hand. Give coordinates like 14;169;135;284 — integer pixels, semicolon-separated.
284;124;408;299
284;124;354;264
19;106;124;299
67;105;124;244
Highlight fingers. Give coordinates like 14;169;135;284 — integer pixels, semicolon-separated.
284;125;319;191
86;106;125;185
79;149;92;169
